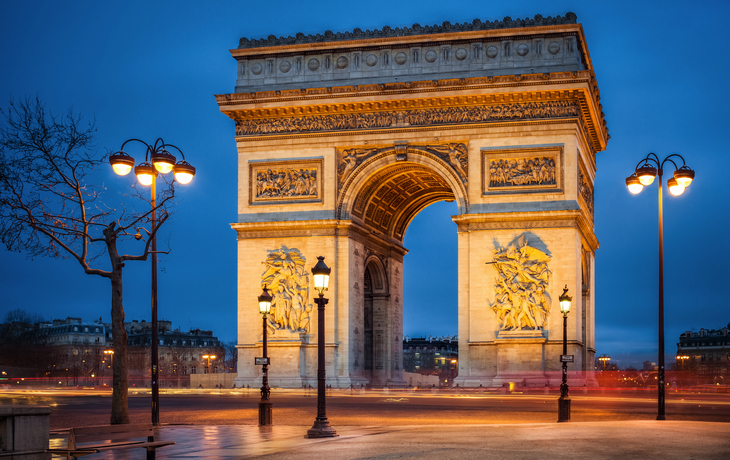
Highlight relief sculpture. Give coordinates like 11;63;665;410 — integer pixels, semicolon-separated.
261;247;312;333
256;168;317;199
489;234;552;330
338;148;379;184
337;143;468;189
489;157;556;188
578;169;594;220
236;101;580;136
428;143;468;185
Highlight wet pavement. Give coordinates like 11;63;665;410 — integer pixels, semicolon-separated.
49;421;730;459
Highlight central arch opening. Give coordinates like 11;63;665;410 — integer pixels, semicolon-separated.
347;158;463;387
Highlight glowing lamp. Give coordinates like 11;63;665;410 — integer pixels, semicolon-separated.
134;163;156;186
109;152;135;176
173;160;196;185
151;149;176;174
625;174;644;194
667;177;685;196
258;285;272;316
559;285;572;316
674;166;695;188
636;164;658;186
311;256;331;294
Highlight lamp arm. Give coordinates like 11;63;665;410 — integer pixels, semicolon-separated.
119;139;154;162
161;143;187;160
634;153;660;171
660;154;686;172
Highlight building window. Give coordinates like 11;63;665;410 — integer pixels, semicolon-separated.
182;366;187;375
191;366;196;374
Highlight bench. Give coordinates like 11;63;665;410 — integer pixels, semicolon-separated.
48;423;175;460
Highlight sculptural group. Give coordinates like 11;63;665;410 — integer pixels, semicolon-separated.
261;247;312;333
490;235;552;330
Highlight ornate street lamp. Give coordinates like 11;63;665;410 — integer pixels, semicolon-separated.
202;354;217;373
305;256;338;438
110;138;196;426
558;285;572;423
598;354;611;372
258;285;273;426
676;355;689;371
625;153;695;421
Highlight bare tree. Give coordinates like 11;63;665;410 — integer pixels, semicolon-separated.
0;97;176;423
223;342;238;374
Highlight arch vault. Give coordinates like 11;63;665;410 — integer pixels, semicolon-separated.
217;13;608;388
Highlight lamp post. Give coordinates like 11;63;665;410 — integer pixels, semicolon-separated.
104;349;114;386
110;138;196;426
202;355;217;373
258;285;273;426
557;285;572;423
625;153;695;421
305;256;338;438
676;355;689;370
598;354;611;372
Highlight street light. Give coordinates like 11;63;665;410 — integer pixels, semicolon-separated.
104;349;114;387
305;256;338;438
110;138;196;426
598;354;611;372
202;355;217;373
558;285;572;423
676;355;689;370
258;285;273;426
625;153;695;421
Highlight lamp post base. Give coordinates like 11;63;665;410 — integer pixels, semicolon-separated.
258;401;272;426
305;419;338;438
557;396;571;423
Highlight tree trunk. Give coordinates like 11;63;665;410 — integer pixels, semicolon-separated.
110;268;130;424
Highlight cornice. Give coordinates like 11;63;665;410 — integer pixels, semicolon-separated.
216;71;608;152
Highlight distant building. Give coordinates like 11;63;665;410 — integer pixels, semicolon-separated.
676;324;730;375
3;315;227;386
18;317;110;382
125;319;224;387
402;335;458;387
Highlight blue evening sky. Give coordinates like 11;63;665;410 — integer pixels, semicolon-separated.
1;0;728;368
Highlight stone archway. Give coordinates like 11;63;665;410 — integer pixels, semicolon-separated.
220;16;608;389
340;151;465;388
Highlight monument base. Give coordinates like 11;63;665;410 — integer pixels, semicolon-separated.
492;330;549;388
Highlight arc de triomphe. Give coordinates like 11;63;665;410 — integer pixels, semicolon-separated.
216;13;608;388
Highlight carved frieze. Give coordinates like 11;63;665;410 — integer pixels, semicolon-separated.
261;247;312;334
578;163;595;221
489;157;556;188
249;159;323;205
489;234;552;331
482;146;562;195
337;142;468;191
236;101;580;137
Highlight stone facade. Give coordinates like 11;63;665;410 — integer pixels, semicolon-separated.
676;325;730;376
218;13;607;388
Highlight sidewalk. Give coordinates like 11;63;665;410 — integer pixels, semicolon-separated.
50;420;730;459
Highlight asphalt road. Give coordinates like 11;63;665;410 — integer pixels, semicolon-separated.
3;389;729;429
